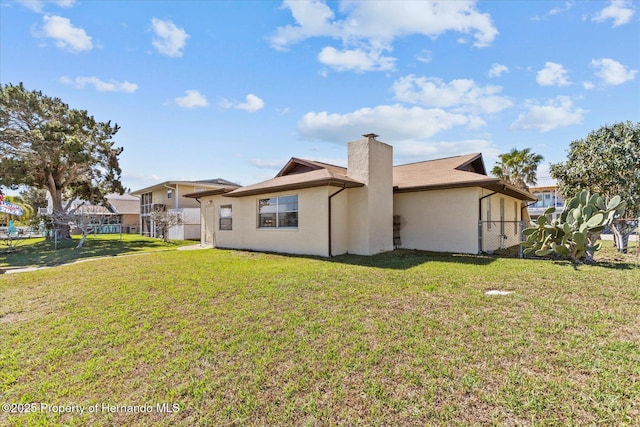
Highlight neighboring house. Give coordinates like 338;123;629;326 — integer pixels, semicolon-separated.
184;134;536;256
45;193;141;234
105;193;141;233
131;179;239;240
527;177;564;221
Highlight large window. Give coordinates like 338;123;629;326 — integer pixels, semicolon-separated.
219;205;232;230
258;195;298;228
140;192;153;237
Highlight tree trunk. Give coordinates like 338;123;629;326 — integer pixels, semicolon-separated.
611;222;629;254
583;232;600;265
49;188;71;239
76;230;87;249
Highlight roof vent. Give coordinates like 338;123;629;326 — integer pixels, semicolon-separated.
362;133;379;141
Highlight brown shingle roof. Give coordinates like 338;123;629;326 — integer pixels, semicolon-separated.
276;157;347;177
393;153;536;201
106;193;140;214
189;153;535;201
225;168;363;198
183;186;241;198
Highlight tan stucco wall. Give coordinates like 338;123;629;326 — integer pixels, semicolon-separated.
198;187;334;257
346;138;394;255
148;185;201;210
393;187;480;254
329;189;349;256
121;214;139;229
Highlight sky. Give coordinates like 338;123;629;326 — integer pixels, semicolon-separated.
1;0;639;193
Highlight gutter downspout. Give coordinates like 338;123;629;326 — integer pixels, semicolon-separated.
521;200;537;220
328;186;347;257
478;190;499;254
194;196;204;247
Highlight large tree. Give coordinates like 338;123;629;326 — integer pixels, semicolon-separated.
550;121;640;253
0;83;124;238
491;147;544;191
19;186;48;212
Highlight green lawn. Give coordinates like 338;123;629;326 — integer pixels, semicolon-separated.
0;244;639;426
0;234;195;268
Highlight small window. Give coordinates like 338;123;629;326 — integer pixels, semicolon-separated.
167;189;173;199
219;205;232;230
258;195;298;228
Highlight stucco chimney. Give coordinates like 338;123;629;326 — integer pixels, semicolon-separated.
346;133;394;255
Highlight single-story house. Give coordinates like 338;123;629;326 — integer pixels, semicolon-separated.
184;134;536;256
105;193;141;233
44;192;140;234
131;179;239;240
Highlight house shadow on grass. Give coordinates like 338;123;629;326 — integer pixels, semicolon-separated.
280;249;498;271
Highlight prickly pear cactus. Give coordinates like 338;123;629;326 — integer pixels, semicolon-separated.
521;190;626;263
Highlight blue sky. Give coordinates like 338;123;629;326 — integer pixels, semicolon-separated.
1;0;638;192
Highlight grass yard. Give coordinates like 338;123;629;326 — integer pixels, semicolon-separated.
0;243;639;426
0;234;194;268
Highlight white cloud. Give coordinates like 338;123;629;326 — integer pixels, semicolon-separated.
582;81;595;90
536;61;570;86
488;63;509;78
38;14;92;53
394;139;501;163
269;1;498;72
219;94;264;112
416;49;432;64
591;58;637;85
269;0;338;50
392;75;513;114
151;18;189;57
16;0;76;13
297;104;469;143
174;90;208;109
548;1;574;16
511;96;586;132
592;0;635;27
317;46;395;72
237;94;264;112
60;76;138;93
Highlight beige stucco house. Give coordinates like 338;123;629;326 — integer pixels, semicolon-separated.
131;179;239;240
185;134;536;256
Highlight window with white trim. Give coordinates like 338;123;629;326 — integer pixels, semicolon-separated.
219;205;232;230
258;195;298;228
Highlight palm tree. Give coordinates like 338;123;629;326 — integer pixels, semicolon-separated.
491;148;544;191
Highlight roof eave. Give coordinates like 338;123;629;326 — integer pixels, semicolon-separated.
394;178;537;201
224;179;363;198
394;179;498;193
183;187;240;198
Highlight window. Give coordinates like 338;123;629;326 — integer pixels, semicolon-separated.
219;205;232;230
514;201;519;234
140;192;153;236
167;189;173;199
141;192;152;215
258;195;298;228
534;193;542;208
